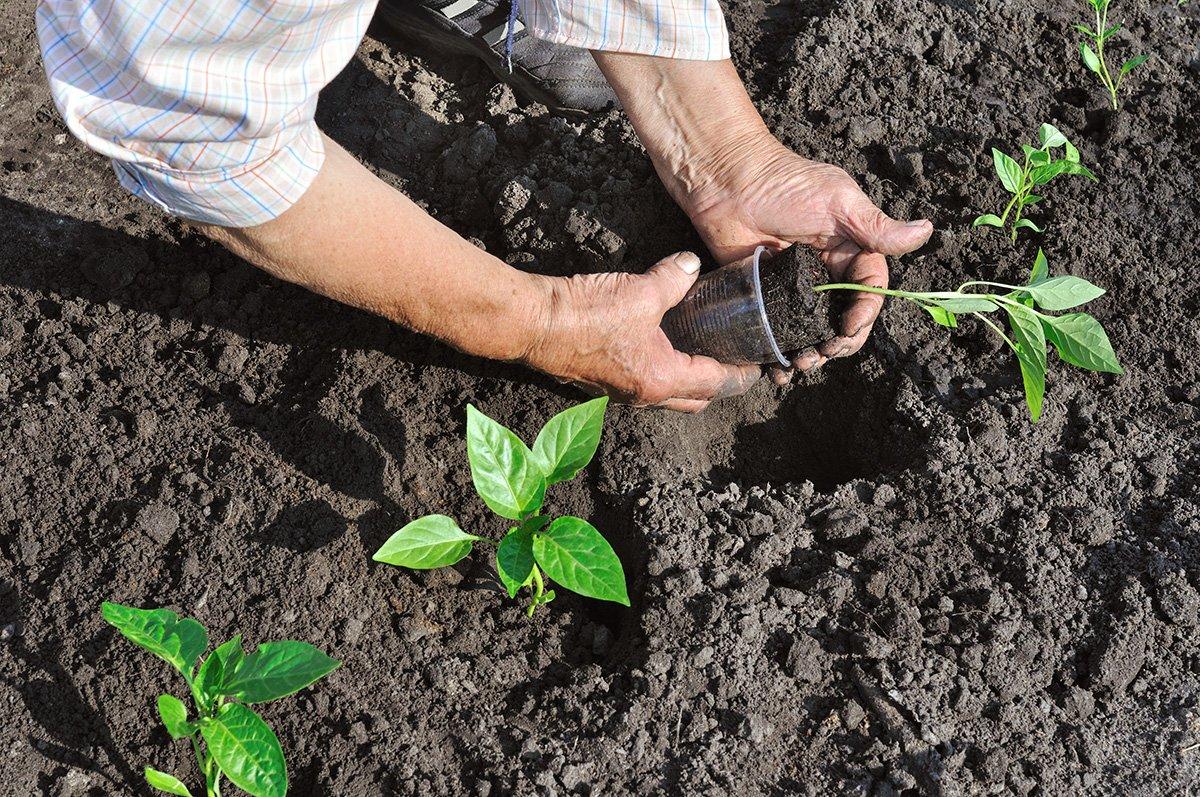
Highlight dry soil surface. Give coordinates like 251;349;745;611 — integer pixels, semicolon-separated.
2;0;1199;795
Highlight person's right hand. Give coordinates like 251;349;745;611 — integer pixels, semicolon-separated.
524;251;762;413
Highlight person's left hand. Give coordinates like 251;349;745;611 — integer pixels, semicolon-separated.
683;138;933;382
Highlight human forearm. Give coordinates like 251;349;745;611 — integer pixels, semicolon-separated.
590;53;782;218
199;134;551;363
198;134;759;410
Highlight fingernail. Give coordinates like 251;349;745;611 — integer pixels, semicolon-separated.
905;219;931;228
794;348;819;370
676;251;701;274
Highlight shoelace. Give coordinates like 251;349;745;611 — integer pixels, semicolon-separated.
504;0;519;72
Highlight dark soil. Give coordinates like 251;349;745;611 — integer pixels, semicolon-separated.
759;245;834;354
3;0;1200;795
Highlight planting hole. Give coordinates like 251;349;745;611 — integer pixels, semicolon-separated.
709;361;922;492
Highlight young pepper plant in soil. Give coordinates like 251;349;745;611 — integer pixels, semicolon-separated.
373;397;629;616
973;123;1097;241
101;602;340;797
813;250;1122;422
1076;0;1150;110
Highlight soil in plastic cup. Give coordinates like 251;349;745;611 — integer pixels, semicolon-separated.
660;245;832;366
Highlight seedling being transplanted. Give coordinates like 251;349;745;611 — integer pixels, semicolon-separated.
101;602;340;797
373;397;629;616
1076;0;1150;110
973;123;1097;242
814;250;1122;422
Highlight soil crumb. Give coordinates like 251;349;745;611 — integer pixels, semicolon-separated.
759;246;835;353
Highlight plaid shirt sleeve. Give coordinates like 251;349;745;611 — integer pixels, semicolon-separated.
522;0;730;60
36;0;727;228
35;0;375;228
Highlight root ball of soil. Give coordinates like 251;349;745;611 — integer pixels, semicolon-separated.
758;246;836;353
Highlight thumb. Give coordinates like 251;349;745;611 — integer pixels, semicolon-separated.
645;250;702;311
842;192;933;256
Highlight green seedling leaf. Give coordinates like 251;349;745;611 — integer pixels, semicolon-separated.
1042;313;1123;373
1029;249;1049;285
373;515;480;570
1013;219;1043;234
1080;42;1102;73
174;618;208;676
196;635;243;704
156;694;196;740
1120;54;1150;76
533;517;630;606
466;405;546;519
221;641;341;704
1073;23;1095;36
1038;123;1067;148
1024;275;1106;311
497;517;544;598
531;396;608;484
922;304;957;328
1029;150;1051;167
992;148;1022;193
201;703;287;797
1101;23;1122;40
101;603;190;673
1019;194;1044;207
1030;159;1096;185
1064;141;1080;163
144;767;193;797
972;214;1004;228
1006;303;1048;422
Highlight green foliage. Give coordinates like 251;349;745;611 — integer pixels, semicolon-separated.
373;398;629;616
813;250;1122;422
973;124;1097;242
1076;0;1149;110
372;515;481;569
102;602;339;797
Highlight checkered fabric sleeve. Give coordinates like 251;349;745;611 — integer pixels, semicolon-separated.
36;0;376;227
36;0;728;226
522;0;730;60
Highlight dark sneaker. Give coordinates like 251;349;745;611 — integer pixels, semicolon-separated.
372;0;618;114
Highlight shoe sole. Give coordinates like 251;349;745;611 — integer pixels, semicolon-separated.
370;1;593;116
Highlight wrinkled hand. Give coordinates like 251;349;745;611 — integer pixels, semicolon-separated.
687;139;933;381
524;252;761;412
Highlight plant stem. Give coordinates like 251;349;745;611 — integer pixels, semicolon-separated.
812;282;1033;353
527;566;545;617
1095;2;1119;109
973;312;1019;353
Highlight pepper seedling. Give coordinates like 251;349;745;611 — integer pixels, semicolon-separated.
973;123;1097;242
373;397;629;616
1076;0;1149;110
101;602;340;797
814;249;1122;422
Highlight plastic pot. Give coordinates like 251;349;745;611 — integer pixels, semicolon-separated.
659;246;789;367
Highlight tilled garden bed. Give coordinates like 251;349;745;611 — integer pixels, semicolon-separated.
2;0;1199;793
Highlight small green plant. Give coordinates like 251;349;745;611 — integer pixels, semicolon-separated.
973;124;1097;242
1076;0;1149;110
814;250;1122;422
101;602;340;797
373;398;629;616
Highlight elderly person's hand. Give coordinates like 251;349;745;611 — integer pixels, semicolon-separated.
524;251;762;412
686;140;932;380
593;54;933;382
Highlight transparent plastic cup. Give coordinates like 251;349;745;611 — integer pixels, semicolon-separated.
659;246;789;367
